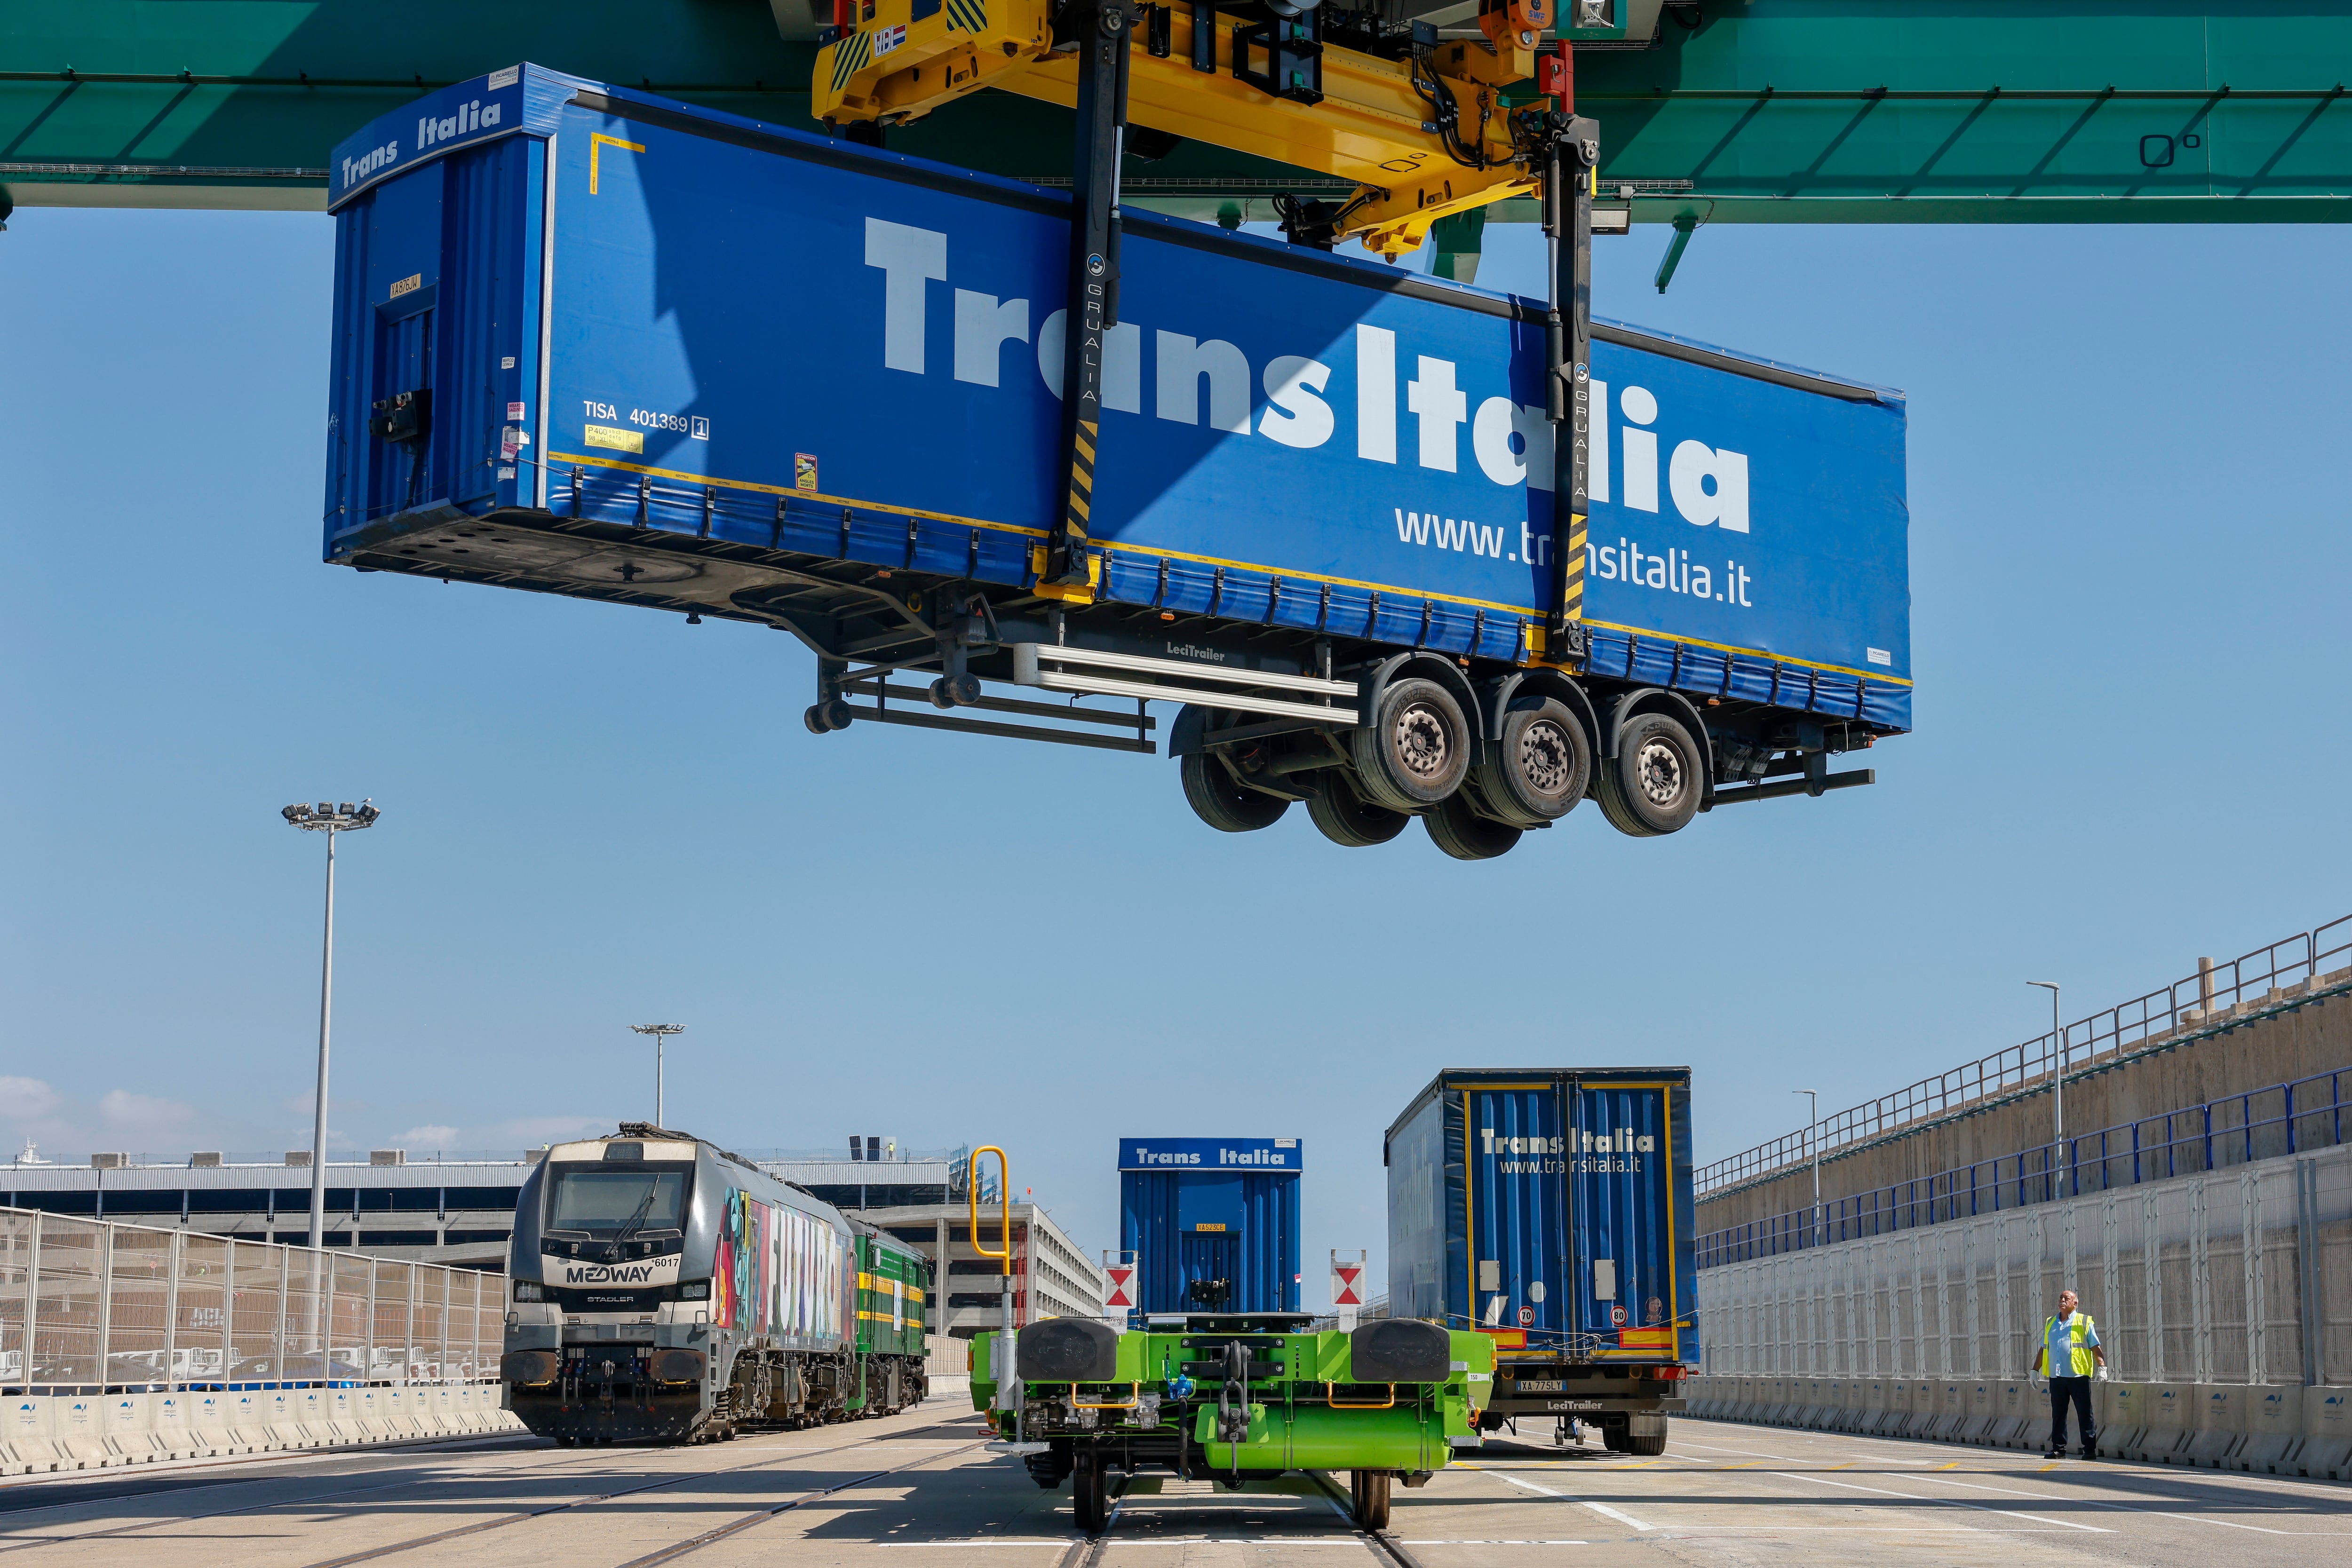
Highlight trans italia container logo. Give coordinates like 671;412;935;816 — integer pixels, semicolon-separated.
1483;1127;1654;1175
859;216;1753;529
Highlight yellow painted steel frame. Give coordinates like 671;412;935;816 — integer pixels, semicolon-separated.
814;1;1542;254
815;0;1057;127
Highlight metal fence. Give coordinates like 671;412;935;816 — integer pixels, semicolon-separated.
1697;1146;2352;1386
0;1206;505;1394
1700;1067;2352;1267
1700;913;2352;1197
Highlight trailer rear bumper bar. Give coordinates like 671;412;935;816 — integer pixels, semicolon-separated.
1012;641;1360;727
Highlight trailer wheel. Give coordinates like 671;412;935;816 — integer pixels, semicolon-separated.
1073;1449;1110;1535
1304;778;1409;847
1628;1429;1668;1457
1475;698;1589;824
1180;754;1288;832
1594;712;1702;837
1350;678;1470;811
1424;793;1522;860
1350;1469;1392;1530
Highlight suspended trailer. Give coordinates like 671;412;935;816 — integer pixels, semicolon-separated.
322;38;1907;857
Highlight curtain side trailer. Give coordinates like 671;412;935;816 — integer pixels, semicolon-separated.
1386;1066;1698;1454
325;66;1910;855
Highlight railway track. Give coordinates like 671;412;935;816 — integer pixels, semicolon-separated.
1051;1471;1431;1568
0;1411;969;1562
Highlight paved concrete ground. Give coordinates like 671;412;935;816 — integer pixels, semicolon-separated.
1;1401;2345;1568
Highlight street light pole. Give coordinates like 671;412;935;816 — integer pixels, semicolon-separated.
631;1025;685;1125
282;800;381;1250
2029;980;2064;1196
1794;1089;1820;1248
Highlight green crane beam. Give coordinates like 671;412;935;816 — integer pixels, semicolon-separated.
3;1;2348;225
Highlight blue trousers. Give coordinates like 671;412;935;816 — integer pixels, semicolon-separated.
2048;1376;2095;1453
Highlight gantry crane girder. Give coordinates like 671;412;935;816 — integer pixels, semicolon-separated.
3;1;2348;226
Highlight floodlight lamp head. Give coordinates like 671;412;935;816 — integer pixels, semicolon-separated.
282;797;382;832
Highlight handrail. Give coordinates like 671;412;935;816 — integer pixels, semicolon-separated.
1325;1381;1398;1409
1699;911;2352;1197
969;1145;1011;1277
1070;1381;1141;1410
1696;1065;2350;1268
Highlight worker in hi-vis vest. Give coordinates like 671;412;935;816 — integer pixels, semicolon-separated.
2030;1288;2106;1458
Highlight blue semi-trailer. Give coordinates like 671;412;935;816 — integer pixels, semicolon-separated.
1117;1137;1302;1322
1386;1067;1697;1455
323;65;1910;857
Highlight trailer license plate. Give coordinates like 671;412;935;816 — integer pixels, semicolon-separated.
1512;1379;1565;1392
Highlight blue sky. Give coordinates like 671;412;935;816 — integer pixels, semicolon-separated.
2;203;2345;1295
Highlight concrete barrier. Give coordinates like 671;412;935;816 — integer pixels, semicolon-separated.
2185;1386;2248;1468
0;1386;520;1474
2303;1389;2352;1481
2233;1386;2303;1473
1988;1380;2034;1449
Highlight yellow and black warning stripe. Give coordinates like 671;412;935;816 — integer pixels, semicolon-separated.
1063;418;1097;542
946;0;987;33
1562;509;1588;622
828;29;874;93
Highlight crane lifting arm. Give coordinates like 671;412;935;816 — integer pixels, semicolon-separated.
814;0;1558;255
814;0;1594;634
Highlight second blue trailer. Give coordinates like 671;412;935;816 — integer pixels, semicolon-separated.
1119;1137;1300;1321
1387;1067;1696;1454
322;66;1909;858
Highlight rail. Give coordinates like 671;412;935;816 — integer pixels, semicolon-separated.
1698;1066;2352;1268
0;1204;504;1394
1699;912;2352;1197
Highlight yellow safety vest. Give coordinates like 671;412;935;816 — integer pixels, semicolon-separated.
2037;1311;2098;1378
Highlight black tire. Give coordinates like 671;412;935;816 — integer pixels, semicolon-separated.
1349;677;1470;812
1351;1469;1391;1531
1305;777;1410;847
1473;697;1589;825
1073;1451;1110;1535
1594;711;1703;837
1602;1422;1631;1453
1423;792;1522;860
1180;753;1288;832
1628;1429;1668;1457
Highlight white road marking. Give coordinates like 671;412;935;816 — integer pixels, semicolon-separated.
1493;1470;1656;1531
1769;1470;2112;1533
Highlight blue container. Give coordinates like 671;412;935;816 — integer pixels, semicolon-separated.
1118;1138;1300;1319
1385;1069;1696;1367
323;66;1912;732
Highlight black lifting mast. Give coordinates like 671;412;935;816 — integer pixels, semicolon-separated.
1543;110;1599;665
1045;0;1137;589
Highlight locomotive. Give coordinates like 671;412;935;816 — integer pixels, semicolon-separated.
500;1124;931;1443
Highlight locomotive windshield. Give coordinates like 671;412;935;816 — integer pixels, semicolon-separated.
544;1163;693;1236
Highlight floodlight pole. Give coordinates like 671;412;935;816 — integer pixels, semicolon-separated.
283;799;380;1251
307;825;339;1250
2029;981;2064;1195
1794;1089;1820;1249
631;1024;685;1125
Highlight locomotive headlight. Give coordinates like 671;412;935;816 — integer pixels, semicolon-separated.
678;1280;711;1300
512;1280;545;1302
